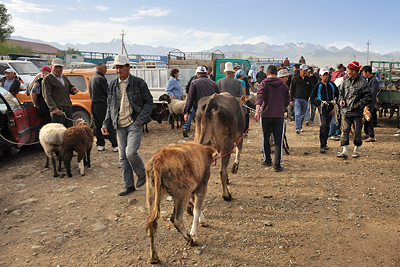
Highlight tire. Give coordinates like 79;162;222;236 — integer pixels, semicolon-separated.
72;111;91;125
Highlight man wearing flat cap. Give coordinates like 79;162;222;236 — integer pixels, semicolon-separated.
42;58;79;128
1;68;20;96
337;61;372;159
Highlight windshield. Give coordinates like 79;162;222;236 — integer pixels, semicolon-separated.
9;62;39;75
0;87;21;110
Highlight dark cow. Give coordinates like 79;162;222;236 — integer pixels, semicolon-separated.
146;142;218;264
194;92;245;201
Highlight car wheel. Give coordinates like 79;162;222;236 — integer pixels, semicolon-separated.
72;111;90;125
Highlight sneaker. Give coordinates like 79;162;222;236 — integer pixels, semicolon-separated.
98;146;106;151
274;166;283;172
337;151;348;158
118;186;135;196
262;161;272;166
320;147;326;154
365;137;376;142
136;177;146;188
352;152;359;158
332;135;341;141
324;146;330;150
305;121;310;126
329;136;336;140
112;147;119;152
301;128;304;132
295;129;300;134
182;128;189;137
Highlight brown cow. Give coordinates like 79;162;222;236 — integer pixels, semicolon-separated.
146;142;218;264
194;92;245;201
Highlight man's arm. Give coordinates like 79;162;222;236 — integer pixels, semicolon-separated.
135;79;154;126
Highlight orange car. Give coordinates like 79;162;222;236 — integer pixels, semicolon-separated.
16;68;117;123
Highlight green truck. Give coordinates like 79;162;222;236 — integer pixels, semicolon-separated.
371;61;400;124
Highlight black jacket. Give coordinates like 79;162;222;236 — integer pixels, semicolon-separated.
310;81;338;114
339;75;373;117
89;71;108;103
290;75;313;101
366;74;379;110
184;76;218;113
256;71;267;84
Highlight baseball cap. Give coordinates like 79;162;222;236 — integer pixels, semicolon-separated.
41;66;51;73
4;68;14;73
51;58;64;67
319;68;329;76
196;66;207;73
277;69;290;78
300;64;309;70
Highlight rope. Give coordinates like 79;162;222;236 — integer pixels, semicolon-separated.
0;133;40;145
58;110;78;122
320;100;339;125
213;117;256;166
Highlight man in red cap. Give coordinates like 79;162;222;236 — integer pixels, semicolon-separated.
337;61;372;159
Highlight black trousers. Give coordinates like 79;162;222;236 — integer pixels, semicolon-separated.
262;117;285;169
341;116;363;147
92;102;117;147
318;108;333;148
51;108;73;128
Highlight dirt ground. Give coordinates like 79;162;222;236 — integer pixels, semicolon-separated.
0;114;399;267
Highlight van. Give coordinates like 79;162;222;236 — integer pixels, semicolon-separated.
0;60;40;89
16;68;118;124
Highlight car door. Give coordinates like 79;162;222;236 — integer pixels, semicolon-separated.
1;89;31;147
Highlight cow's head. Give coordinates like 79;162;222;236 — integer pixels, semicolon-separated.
194;95;220;151
202;144;219;163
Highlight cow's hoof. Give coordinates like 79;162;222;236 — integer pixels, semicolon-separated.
150;256;160;264
200;222;209;227
67;173;72;178
186;237;195;246
231;163;239;174
223;194;232;201
53;173;59;178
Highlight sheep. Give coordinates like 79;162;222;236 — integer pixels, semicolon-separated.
63;120;94;177
39;123;67;177
143;107;164;133
158;94;185;129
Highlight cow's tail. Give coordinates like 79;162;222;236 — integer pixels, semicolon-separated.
146;161;162;232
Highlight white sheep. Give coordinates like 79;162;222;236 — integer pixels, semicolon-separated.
39;123;67;177
158;93;185;128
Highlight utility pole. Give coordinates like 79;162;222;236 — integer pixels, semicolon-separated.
121;29;128;56
366;40;371;65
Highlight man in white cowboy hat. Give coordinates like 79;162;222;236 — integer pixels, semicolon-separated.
217;62;243;97
101;55;153;196
42;58;79;128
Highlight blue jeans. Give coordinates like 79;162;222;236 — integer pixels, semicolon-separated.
329;115;341;136
116;123;146;188
305;102;316;122
294;98;308;131
183;108;195;130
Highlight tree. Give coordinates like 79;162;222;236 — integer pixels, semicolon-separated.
0;4;14;43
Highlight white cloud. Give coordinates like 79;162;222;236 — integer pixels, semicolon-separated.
243;35;272;45
6;0;53;13
95;5;109;11
110;7;171;22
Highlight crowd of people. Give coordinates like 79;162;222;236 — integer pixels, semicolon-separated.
0;55;384;195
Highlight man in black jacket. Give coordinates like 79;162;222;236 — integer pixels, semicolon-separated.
361;65;379;142
337;61;372;159
1;69;20;96
89;62;118;152
256;66;267;84
310;68;338;153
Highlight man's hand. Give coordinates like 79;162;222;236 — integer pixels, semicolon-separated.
340;100;345;107
290;101;294;106
72;87;79;94
184;113;189;122
254;112;259;122
52;108;62;116
364;106;369;111
101;128;109;135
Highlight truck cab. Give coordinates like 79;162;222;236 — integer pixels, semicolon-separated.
214;58;257;81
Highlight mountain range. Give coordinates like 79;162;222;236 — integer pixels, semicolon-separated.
11;36;400;68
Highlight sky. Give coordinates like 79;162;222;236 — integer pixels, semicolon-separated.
3;0;400;54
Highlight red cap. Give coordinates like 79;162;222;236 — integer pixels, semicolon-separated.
347;61;361;71
41;66;51;73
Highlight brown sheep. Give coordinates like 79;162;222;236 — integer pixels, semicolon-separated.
63;121;94;177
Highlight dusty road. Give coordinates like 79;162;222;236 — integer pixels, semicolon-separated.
0;115;399;266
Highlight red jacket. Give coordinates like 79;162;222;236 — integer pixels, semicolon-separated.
330;70;345;82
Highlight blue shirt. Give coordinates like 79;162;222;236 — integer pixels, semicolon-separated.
166;77;184;99
3;78;14;91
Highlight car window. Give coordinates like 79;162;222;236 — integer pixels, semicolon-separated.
0;63;8;75
219;62;225;74
66;75;87;92
0;87;21;110
105;73;117;84
9;62;39;75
